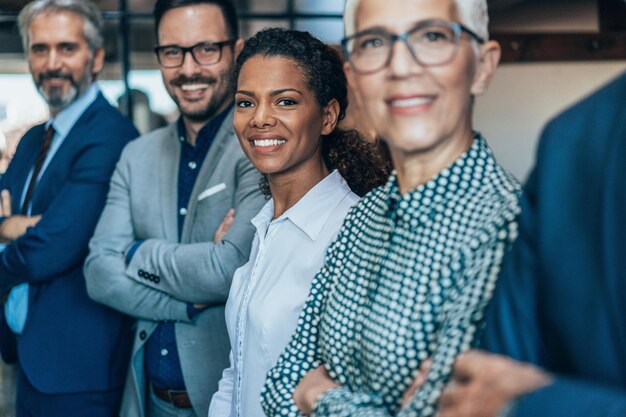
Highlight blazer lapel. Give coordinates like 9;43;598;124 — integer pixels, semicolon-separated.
12;125;44;213
159;124;181;242
33;94;107;207
180;109;234;242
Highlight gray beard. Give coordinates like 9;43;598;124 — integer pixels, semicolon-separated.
38;60;93;113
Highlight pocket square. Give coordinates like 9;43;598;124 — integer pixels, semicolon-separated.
198;183;227;201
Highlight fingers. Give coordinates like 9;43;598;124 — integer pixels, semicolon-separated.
401;358;433;408
29;215;42;226
1;189;12;217
452;350;492;382
213;209;235;243
294;365;339;415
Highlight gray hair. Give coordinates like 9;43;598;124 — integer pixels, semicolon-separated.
18;0;104;52
343;0;490;41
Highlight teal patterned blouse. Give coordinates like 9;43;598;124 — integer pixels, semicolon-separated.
261;135;522;417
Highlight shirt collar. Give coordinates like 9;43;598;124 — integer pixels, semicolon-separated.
251;170;353;242
384;132;489;213
286;170;353;241
48;83;100;138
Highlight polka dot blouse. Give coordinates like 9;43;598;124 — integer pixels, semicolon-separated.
261;135;521;417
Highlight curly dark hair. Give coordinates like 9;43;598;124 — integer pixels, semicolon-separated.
234;27;391;197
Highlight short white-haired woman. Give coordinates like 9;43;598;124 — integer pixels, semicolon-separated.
261;0;522;416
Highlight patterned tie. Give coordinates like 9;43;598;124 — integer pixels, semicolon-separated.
21;124;55;215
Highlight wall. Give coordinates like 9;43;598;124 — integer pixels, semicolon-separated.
475;61;626;181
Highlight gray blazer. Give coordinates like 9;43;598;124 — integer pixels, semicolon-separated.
84;110;265;417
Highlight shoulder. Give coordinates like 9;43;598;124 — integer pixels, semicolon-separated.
456;141;522;248
329;183;389;244
121;124;175;156
539;71;626;154
80;94;138;137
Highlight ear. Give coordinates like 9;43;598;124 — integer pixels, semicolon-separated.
470;40;501;96
92;47;105;75
233;38;245;60
321;98;341;136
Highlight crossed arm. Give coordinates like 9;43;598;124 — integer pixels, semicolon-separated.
84;148;261;321
0;191;41;243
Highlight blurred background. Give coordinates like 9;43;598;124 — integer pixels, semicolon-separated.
0;0;624;415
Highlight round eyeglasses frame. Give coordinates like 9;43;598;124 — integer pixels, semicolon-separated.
341;20;485;75
154;40;236;68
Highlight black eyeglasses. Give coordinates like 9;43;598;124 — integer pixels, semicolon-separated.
154;40;236;68
341;20;485;74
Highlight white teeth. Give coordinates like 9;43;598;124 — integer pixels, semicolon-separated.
181;83;209;91
391;97;433;108
253;139;286;147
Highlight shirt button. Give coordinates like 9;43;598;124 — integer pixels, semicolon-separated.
161;349;168;356
188;161;197;170
179;207;187;216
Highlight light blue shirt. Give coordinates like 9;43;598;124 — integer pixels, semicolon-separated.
5;83;101;335
208;170;360;417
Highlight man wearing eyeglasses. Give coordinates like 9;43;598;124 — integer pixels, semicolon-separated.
84;1;264;416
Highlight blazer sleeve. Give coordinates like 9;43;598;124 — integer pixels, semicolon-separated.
84;146;191;323
512;378;626;417
0;120;136;291
123;154;264;305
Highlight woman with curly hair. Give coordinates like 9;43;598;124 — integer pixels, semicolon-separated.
261;0;522;416
207;28;390;417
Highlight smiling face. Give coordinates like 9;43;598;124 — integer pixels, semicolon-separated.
157;4;241;124
234;56;339;180
345;0;499;164
27;11;104;115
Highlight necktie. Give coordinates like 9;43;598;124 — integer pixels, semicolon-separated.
21;124;54;215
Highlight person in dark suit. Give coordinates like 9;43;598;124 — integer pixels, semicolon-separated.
0;1;139;416
432;71;626;417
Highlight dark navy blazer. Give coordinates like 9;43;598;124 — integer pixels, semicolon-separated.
0;92;139;394
483;71;626;416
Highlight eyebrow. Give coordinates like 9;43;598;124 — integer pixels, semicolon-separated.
236;88;303;97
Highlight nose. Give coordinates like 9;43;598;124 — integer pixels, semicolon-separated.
387;39;423;79
178;50;201;76
250;101;277;129
45;49;62;71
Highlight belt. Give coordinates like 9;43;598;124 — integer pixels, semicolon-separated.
152;386;193;409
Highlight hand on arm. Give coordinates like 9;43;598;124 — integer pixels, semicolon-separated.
435;350;551;417
294;365;340;415
0;190;41;243
189;208;236;311
213;208;235;244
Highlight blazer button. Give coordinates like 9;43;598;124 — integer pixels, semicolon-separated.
154;276;161;284
139;330;147;340
138;269;146;278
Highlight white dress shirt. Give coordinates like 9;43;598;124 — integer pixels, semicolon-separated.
208;170;359;417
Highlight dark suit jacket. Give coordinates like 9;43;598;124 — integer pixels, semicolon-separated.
0;92;139;395
483;71;626;416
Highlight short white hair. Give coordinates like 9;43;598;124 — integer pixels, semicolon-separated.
343;0;489;41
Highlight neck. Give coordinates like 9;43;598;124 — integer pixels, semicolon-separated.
392;130;474;194
268;158;329;220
